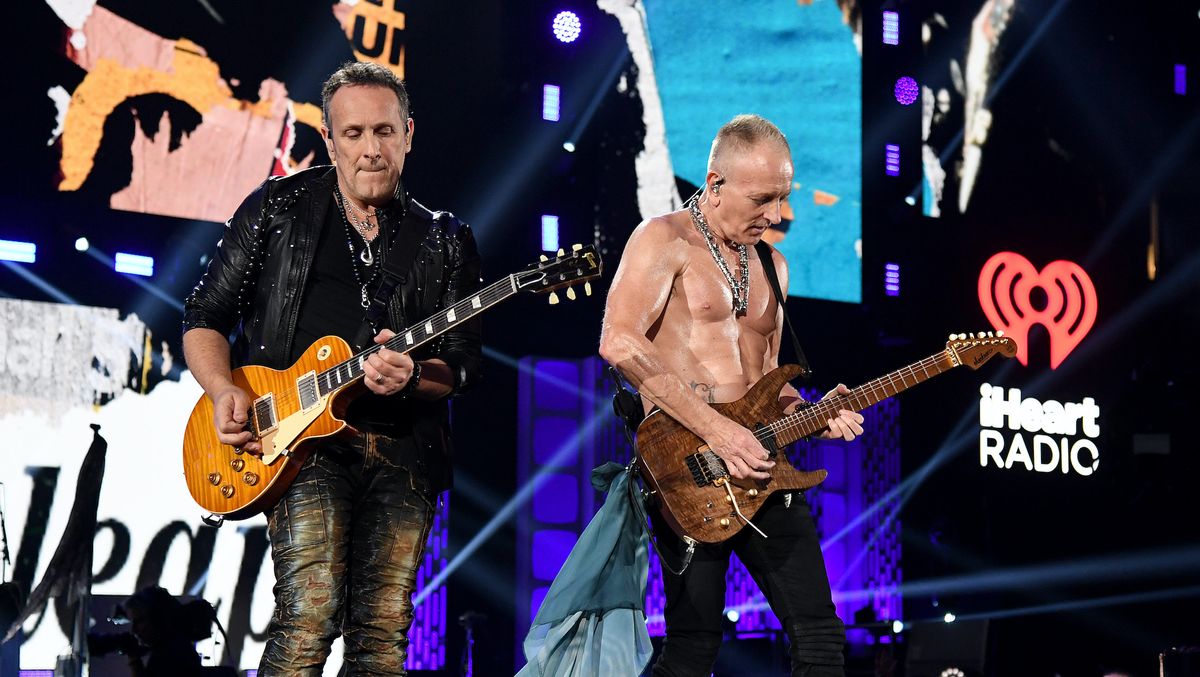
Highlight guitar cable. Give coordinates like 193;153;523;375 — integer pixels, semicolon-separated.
606;366;696;576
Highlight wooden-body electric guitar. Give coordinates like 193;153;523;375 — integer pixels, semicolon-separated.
182;245;601;520
635;333;1017;543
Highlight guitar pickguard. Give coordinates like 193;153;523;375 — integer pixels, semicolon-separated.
260;395;329;464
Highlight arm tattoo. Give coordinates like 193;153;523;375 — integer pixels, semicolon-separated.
690;381;716;404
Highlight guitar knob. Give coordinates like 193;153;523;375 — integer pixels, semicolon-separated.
221;485;234;498
231;459;245;472
719;518;731;528
748;489;759;497
243;472;260;486
207;472;221;486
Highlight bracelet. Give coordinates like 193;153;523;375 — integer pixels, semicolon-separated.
399;361;422;397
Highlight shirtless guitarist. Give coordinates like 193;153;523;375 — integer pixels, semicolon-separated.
599;114;864;677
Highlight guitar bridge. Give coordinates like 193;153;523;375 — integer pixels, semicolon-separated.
685;450;729;487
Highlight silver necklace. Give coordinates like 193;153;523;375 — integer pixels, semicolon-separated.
336;189;379;238
334;190;378;265
688;198;750;315
334;190;381;307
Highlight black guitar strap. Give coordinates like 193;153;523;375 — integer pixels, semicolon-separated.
351;209;436;351
754;241;812;378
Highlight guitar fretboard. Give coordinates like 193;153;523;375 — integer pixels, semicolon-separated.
759;350;959;447
315;275;518;396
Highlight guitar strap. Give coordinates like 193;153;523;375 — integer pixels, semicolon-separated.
754;241;812;378
351;208;438;351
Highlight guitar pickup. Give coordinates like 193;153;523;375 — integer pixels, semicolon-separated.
252;393;277;435
297;371;319;411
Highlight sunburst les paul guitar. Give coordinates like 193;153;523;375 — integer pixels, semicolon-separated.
182;245;602;520
635;333;1017;544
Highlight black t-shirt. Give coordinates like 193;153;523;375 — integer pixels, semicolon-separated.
289;201;425;443
291;201;376;360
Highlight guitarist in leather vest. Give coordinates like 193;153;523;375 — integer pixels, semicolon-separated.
182;62;481;675
598;115;864;677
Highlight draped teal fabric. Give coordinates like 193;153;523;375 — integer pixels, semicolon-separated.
515;462;653;677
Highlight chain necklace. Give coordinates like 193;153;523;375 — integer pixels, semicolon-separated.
335;188;379;239
687;197;750;315
333;189;382;308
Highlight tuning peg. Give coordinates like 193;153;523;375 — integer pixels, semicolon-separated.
572;243;583;252
948;333;955;340
557;248;565;257
565;286;577;301
548;291;560;305
969;332;976;339
987;331;994;337
540;254;549;262
584;281;592;296
996;330;1005;337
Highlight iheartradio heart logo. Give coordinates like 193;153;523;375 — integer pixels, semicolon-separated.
977;252;1097;369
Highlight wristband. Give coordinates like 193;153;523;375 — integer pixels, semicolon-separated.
399;361;422;397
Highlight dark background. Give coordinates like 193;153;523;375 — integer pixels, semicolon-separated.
4;0;1199;675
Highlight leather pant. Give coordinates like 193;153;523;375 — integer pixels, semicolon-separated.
650;492;845;677
258;434;435;676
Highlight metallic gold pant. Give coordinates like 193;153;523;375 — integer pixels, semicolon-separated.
258;435;435;676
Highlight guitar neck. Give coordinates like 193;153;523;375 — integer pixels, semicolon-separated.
314;275;519;396
770;350;959;447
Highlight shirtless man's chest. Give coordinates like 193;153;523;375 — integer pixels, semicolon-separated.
645;217;782;405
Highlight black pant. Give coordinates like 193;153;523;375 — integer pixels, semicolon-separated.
258;434;435;676
650;492;845;677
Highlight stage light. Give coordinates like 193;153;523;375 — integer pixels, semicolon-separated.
74;237;89;252
904;195;917;206
885;144;900;176
894;76;919;105
892;619;904;633
541;215;559;252
725;609;740;623
114;252;154;277
885;262;900;297
939;669;965;677
883;11;899;45
552;10;582;43
562;141;576;153
0;239;36;263
943;612;956;623
543;84;561;122
1175;64;1187;95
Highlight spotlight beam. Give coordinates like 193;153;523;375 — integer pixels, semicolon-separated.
832;544;1200;603
413;397;613;607
919;584;1200;625
1;260;77;304
84;248;184;312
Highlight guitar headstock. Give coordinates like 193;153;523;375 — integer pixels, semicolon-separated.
515;244;603;303
947;331;1018;370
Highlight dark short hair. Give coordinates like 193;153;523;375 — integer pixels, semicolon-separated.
321;61;411;127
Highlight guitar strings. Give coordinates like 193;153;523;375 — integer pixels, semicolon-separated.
753;351;954;444
261;275;517;416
